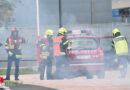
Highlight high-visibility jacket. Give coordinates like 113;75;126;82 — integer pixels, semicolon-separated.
112;36;128;55
53;35;64;56
60;36;70;55
39;37;53;59
5;36;22;50
39;38;48;59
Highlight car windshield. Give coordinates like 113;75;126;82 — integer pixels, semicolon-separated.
69;37;98;50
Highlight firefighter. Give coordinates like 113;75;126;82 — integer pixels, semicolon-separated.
53;27;70;79
4;27;25;80
39;29;54;80
112;28;129;78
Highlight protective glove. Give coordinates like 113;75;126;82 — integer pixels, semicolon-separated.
8;51;13;56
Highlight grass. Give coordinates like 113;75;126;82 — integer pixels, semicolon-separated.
0;68;39;86
4;80;23;85
0;68;39;75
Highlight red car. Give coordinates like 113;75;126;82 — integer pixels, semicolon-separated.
66;30;104;79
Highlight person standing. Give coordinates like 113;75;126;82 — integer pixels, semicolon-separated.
39;29;54;80
4;27;25;80
112;28;129;78
53;27;70;79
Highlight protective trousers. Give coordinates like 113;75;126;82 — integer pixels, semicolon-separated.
6;54;20;80
40;56;53;80
117;55;128;78
55;55;69;79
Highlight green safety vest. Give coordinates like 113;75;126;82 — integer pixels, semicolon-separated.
113;36;128;55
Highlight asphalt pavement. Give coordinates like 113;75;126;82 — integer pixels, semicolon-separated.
9;84;57;90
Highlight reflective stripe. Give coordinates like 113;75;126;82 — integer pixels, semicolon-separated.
40;56;47;59
16;55;22;59
68;42;70;46
40;55;48;59
70;63;104;66
41;52;49;56
60;52;65;55
63;41;69;45
5;46;9;49
40;52;49;59
9;51;13;56
40;44;45;47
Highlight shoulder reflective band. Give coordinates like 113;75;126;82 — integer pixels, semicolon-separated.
113;37;126;43
63;41;69;45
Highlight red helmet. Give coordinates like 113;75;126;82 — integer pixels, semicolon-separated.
11;27;17;32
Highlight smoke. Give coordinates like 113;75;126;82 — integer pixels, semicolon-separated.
0;1;130;87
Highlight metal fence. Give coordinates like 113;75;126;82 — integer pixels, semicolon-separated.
0;23;130;69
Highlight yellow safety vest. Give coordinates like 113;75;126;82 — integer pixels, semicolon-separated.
113;36;128;55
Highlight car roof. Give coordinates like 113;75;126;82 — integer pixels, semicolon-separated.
67;36;98;39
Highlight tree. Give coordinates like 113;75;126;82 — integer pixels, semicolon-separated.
0;0;13;27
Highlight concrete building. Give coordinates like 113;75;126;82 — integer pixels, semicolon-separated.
8;0;112;27
112;0;130;23
112;0;130;9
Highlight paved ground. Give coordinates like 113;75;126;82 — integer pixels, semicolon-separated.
3;70;130;90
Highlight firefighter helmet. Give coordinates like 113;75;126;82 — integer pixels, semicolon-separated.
11;27;17;32
58;27;67;35
46;29;54;36
112;28;120;36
